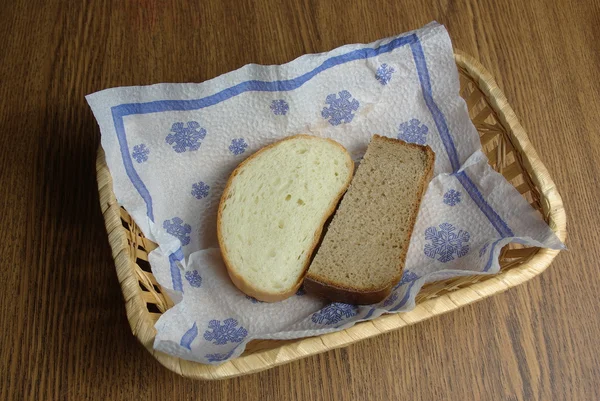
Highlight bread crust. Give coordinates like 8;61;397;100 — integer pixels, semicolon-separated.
217;134;354;302
304;135;435;305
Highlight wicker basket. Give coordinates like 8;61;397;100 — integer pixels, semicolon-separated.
95;51;566;380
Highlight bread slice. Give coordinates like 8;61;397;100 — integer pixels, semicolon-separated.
217;134;354;302
304;135;435;304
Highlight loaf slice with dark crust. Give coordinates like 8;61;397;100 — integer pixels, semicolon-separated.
304;135;435;305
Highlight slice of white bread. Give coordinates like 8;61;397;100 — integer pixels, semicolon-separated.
305;135;435;304
217;134;354;302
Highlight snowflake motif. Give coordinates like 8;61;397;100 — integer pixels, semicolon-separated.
398;118;429;145
163;217;192;246
180;322;198;350
424;223;470;263
191;181;210;199
132;144;149;163
399;270;420;285
270;99;289;115
229;138;248;155
185;270;202;288
321;90;360;126
383;292;399;307
295;287;306;296
206;349;235;362
311;303;358;325
203;318;248;345
165;121;207;153
375;63;396;85
245;295;263;304
479;242;490;257
443;189;461;206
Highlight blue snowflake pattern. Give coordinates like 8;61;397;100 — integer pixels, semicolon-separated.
398;119;429;145
375;63;395;85
443;189;461;206
180;322;198;350
185;270;202;288
203;318;248;345
229;138;248;155
321;90;360;126
311;303;358;325
191;181;210;199
132;144;149;163
270;99;289;115
424;223;470;263
206;349;235;362
163;217;192;246
245;295;263;304
479;242;490;257
166;121;207;153
383;292;399;307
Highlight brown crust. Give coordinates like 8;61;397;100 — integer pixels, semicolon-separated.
305;134;435;305
303;278;395;305
217;134;354;303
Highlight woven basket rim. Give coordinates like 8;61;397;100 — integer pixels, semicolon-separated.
95;51;566;380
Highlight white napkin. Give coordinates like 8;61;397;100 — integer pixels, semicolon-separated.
87;22;563;364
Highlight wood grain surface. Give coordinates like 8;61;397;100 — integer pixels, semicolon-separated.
1;0;599;399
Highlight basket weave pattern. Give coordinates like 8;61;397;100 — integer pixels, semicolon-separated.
95;52;566;379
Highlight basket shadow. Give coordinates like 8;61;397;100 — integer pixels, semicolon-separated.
34;103;174;388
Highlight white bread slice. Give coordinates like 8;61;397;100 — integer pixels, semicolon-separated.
217;135;354;302
305;135;435;304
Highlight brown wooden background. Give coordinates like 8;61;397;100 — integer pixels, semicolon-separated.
1;0;599;400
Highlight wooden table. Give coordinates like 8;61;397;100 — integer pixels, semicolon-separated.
1;0;599;399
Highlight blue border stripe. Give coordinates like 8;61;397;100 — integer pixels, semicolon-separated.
410;40;513;238
111;108;155;221
389;281;418;312
113;35;417;117
456;171;514;237
484;238;505;272
169;247;184;292
180;322;198;350
363;308;376;320
363;279;419;317
410;40;460;171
